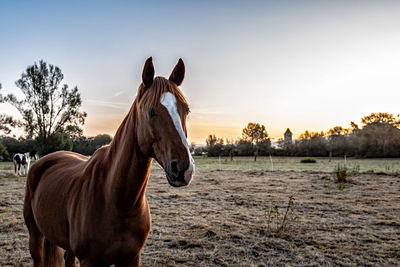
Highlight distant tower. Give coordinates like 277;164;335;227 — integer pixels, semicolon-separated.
284;128;293;144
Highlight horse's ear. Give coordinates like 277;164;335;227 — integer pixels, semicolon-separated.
142;57;155;89
169;58;185;86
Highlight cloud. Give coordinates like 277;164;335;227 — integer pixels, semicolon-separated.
85;99;128;110
112;90;125;97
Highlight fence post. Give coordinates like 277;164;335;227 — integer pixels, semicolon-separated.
269;153;274;171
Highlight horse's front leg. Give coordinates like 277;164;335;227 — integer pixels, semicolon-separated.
64;249;76;267
115;254;140;267
80;259;107;267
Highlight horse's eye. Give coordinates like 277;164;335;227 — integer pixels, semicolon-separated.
149;109;156;118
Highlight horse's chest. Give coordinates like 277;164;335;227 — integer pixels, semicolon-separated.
73;211;151;262
106;230;147;259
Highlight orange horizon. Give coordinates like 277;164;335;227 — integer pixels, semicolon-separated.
83;116;361;145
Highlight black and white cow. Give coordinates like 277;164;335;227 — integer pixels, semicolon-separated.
13;152;31;176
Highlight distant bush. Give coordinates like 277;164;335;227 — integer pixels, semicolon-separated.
0;143;10;161
300;158;317;163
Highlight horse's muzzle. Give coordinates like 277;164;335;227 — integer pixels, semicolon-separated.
165;160;192;187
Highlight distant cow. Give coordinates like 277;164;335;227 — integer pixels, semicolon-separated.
13;152;31;176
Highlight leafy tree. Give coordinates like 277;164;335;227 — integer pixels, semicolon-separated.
358;113;400;157
205;134;223;147
241;122;270;160
205;134;224;156
242;123;269;144
72;134;112;155
0;114;16;134
40;131;72;156
327;126;348;136
350;121;360;135
361;112;399;127
296;131;327;156
327;126;355;156
235;140;253;156
0;61;87;155
72;136;92;155
92;134;112;149
0;84;17;134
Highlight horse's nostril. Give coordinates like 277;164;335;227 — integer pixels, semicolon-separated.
170;160;179;176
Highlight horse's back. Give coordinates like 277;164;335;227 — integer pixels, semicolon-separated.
26;151;88;196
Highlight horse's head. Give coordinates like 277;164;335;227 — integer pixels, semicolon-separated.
135;57;194;187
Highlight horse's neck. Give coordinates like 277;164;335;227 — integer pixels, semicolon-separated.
103;107;152;212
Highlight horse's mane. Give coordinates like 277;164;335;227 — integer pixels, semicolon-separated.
136;77;189;114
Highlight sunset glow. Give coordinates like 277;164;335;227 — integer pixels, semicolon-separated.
1;1;400;144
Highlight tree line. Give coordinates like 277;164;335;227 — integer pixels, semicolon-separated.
196;112;400;159
0;134;112;161
196;122;271;161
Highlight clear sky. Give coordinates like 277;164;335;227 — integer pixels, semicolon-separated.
1;1;400;144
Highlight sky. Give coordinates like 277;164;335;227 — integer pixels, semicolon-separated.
1;1;400;144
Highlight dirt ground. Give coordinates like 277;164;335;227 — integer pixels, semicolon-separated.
1;168;399;266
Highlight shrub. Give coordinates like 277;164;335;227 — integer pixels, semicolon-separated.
334;164;360;183
266;195;298;234
300;158;317;163
335;164;348;183
0;143;10;161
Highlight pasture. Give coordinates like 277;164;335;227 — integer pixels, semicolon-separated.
1;158;400;266
159;156;400;173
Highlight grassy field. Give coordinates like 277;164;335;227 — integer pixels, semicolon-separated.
153;156;400;173
1;158;400;266
3;156;400;173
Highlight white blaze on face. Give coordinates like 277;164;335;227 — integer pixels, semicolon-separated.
160;92;195;184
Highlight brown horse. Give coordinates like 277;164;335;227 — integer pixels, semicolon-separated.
23;57;195;266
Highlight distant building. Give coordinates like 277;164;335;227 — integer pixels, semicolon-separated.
284;128;293;144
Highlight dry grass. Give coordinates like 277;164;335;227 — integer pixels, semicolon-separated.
1;166;399;266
